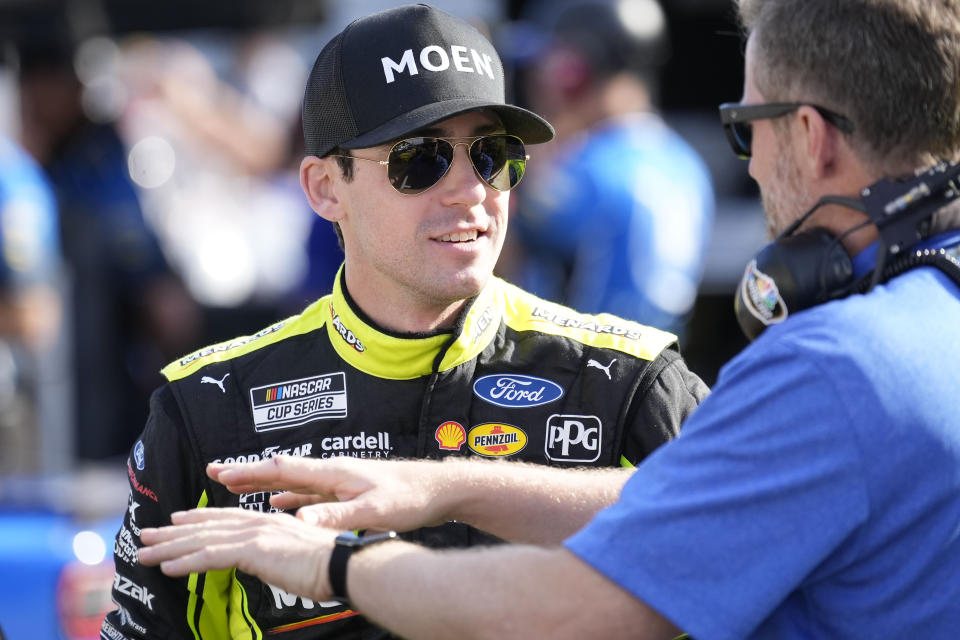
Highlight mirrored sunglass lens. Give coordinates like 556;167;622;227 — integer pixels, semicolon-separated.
388;138;454;193
471;135;526;191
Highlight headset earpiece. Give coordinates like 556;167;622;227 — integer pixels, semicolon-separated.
735;229;854;341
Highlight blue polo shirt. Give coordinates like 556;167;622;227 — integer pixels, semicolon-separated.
566;232;960;638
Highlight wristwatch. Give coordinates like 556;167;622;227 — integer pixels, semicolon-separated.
328;530;398;602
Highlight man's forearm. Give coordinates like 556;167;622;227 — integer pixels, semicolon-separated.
138;507;681;640
436;459;632;544
348;541;680;640
207;456;631;543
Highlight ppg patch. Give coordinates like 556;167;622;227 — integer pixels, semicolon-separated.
545;414;602;463
249;372;347;432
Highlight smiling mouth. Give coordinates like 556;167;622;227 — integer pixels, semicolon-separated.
436;230;480;243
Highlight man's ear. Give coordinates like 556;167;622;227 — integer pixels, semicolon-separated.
796;105;840;180
300;156;345;222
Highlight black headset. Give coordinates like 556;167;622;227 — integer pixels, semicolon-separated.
735;160;960;340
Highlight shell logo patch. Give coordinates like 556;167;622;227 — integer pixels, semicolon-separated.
467;423;527;458
435;421;467;451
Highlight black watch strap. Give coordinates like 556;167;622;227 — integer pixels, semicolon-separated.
329;531;398;602
328;541;353;602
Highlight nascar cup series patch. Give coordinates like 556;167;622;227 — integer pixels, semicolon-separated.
249;372;348;432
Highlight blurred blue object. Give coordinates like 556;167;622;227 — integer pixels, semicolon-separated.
0;471;125;639
514;114;715;336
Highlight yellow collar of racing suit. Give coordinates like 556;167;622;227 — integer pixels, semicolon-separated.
323;266;501;380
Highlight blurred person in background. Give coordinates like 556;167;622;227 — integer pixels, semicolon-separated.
17;39;202;461
504;0;714;337
0;131;64;472
116;32;340;317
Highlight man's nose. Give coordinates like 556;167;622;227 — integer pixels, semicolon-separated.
439;142;487;204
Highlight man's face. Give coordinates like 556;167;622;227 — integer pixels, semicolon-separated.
743;36;813;239
335;110;511;318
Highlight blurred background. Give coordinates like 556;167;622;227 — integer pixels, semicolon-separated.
0;0;763;636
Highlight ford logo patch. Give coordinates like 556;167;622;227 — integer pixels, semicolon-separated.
473;374;564;408
134;440;145;470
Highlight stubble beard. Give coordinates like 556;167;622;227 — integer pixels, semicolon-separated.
761;148;812;239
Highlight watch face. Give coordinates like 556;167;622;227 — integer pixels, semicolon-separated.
335;532;363;547
329;531;398;602
336;531;397;547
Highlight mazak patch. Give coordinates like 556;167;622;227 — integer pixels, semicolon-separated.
249;372;347;432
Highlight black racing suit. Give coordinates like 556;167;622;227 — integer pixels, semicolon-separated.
102;272;708;639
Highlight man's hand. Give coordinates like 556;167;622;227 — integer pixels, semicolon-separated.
206;455;631;545
138;508;338;602
138;507;682;640
207;456;452;532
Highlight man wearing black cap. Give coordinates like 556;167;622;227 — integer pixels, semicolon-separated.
103;5;707;638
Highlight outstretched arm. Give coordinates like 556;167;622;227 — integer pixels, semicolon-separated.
138;508;680;640
349;538;680;640
207;455;631;544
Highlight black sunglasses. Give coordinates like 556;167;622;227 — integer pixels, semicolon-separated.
329;134;528;195
718;102;855;159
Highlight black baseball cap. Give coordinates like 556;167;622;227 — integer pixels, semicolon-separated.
523;0;670;74
302;3;555;157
